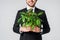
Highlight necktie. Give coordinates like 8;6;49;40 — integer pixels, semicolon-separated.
27;9;33;13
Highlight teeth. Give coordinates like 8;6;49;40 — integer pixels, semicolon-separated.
29;2;32;3
30;2;33;3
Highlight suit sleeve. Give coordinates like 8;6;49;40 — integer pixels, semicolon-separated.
13;11;21;34
40;11;50;35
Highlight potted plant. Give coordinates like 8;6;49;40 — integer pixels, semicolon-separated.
17;9;43;30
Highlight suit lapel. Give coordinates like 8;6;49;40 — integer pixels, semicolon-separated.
35;7;39;14
22;8;27;12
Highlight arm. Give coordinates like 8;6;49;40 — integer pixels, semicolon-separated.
13;11;32;34
28;10;50;34
13;11;21;34
41;11;50;35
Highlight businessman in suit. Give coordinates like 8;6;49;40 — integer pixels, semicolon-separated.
13;0;50;40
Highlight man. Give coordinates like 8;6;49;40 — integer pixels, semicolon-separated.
13;0;50;40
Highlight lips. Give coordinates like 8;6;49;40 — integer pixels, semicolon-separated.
29;2;33;3
29;2;33;4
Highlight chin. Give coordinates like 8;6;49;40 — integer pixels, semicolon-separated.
30;5;34;7
28;4;35;7
27;2;36;7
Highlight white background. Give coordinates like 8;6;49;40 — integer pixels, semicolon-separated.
0;0;60;40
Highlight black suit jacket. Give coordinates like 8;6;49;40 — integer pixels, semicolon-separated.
13;7;50;40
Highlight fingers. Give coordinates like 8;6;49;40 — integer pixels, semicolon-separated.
26;27;32;31
20;26;41;33
32;27;41;33
20;27;31;32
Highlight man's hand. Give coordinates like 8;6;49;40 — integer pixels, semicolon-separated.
20;26;41;33
20;26;31;32
32;26;41;33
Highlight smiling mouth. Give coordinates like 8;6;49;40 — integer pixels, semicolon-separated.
29;2;33;4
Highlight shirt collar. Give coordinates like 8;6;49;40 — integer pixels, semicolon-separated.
27;5;35;12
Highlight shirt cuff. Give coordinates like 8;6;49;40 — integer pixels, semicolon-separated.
40;24;43;34
19;24;23;34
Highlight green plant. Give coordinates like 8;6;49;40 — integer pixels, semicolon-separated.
17;9;43;30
